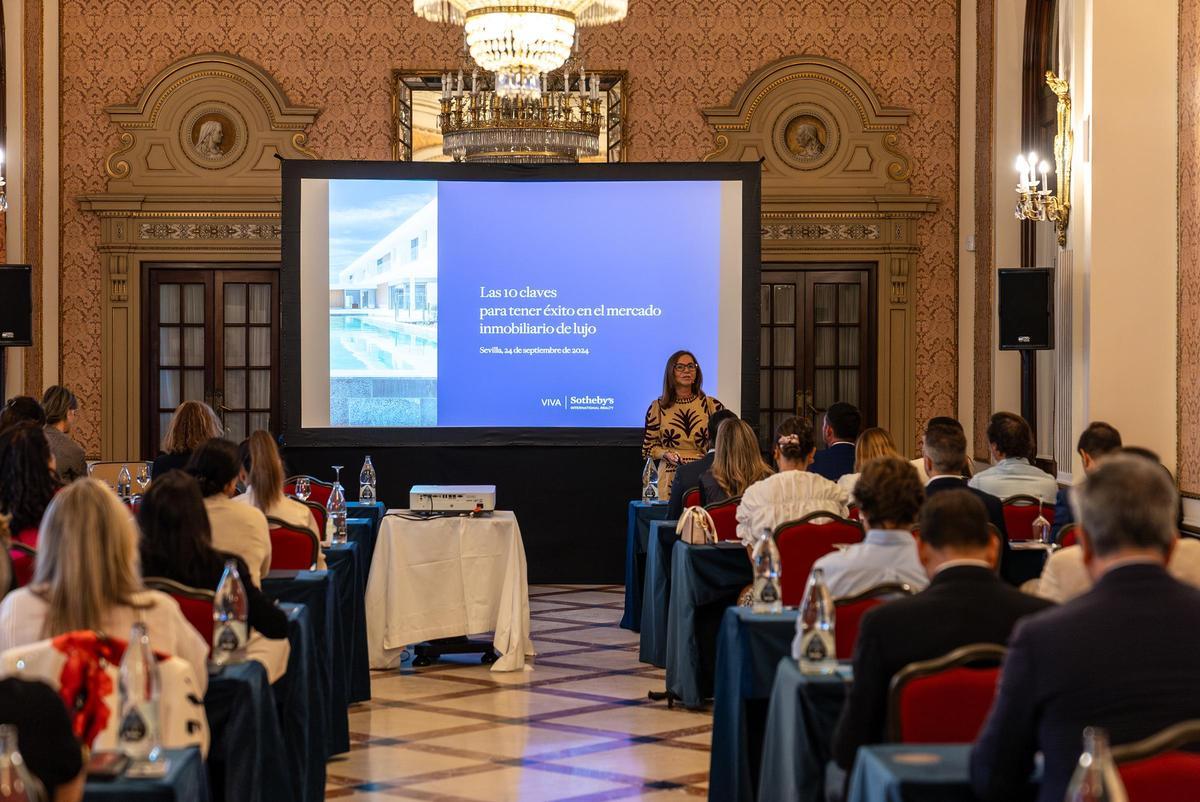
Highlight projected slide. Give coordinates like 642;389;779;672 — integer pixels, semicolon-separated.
301;174;744;430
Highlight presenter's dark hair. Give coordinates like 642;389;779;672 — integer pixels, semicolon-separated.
185;437;241;498
986;412;1035;460
658;350;704;408
774;416;817;462
919;490;991;550
0;396;45;431
824;402;862;441
1077;422;1122;459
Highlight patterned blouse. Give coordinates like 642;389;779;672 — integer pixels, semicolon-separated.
641;394;725;462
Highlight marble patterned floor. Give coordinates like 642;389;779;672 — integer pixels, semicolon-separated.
325;584;712;801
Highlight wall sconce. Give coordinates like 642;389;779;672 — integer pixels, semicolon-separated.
1014;72;1072;247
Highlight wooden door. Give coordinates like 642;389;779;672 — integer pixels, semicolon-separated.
144;265;280;456
758;265;875;451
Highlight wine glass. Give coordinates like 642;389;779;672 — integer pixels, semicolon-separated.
135;464;151;495
332;465;344;487
1031;498;1052;547
294;477;311;502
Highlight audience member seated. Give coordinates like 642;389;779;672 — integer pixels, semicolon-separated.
1052;422;1122;537
187;438;272;587
912;415;975;483
736;416;849;547
667;408;739;519
808;401;861;482
837;427;901;503
0;423;62;547
696;419;773;506
151;400;223;478
236;430;330;560
0;676;84;802
0;396;45;431
968;411;1058;502
0;479;209;692
831;490;1052;769
809;456;927;598
40;386;86;483
970;454;1200;802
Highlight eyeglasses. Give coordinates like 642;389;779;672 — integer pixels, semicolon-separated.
673;363;698;373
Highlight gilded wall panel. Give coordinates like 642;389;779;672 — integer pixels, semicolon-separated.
60;0;959;456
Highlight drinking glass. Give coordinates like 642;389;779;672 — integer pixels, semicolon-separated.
294;477;311;502
136;464;151;494
1032;499;1052;546
332;465;343;485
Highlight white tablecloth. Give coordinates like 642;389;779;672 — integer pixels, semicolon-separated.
365;510;534;672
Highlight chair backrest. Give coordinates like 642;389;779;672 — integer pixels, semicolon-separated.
143;576;215;647
9;543;36;589
1057;522;1079;548
773;512;865;606
683;487;701;509
834;583;915;659
847;505;860;521
704;497;741;542
301;499;328;536
1001;494;1054;541
284;475;334;508
87;461;151;490
887;643;1008;743
1112;720;1200;802
266;517;320;570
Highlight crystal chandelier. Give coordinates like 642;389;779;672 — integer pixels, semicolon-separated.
414;1;627;98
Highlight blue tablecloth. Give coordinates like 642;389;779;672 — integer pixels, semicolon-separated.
84;748;208;801
271;603;325;802
346;500;385;571
665;540;753;708
325;542;371;703
263;571;349;757
758;657;854;802
205;661;292;802
638;519;679;667
621;500;672;630
709;607;801;802
846;744;975;802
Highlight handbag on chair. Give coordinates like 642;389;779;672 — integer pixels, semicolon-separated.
676;505;718;545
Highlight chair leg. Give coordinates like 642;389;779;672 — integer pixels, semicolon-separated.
647;688;679;708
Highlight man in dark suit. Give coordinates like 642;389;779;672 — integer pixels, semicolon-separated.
1050;421;1122;537
808;401;860;482
919;420;1032;584
971;454;1200;802
667;408;738;519
832;490;1052;770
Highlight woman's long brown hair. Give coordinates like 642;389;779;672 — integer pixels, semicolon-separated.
711;419;773;497
658;350;705;408
246;430;285;512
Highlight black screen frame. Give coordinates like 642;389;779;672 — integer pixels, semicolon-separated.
280;160;761;448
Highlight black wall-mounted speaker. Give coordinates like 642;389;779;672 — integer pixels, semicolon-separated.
0;265;32;347
998;267;1054;350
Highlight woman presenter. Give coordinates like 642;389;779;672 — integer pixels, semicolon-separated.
640;350;724;500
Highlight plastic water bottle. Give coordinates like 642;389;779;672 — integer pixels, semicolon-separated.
641;458;658;502
329;481;347;544
0;724;43;801
117;465;132;499
212;560;249;666
118;622;162;762
1066;727;1128;802
797;568;837;674
751;534;783;613
359;456;377;503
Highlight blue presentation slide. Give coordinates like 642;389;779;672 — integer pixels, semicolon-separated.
327;179;724;428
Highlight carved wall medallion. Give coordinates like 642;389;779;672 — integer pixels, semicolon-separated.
180;103;247;168
775;105;839;170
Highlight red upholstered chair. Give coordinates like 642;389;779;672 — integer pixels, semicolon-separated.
266;517;320;570
10;543;35;588
847;505;860;521
13;527;38;549
834;583;916;659
887;643;1008;743
1057;522;1079;548
683;487;701;509
773;512;865;607
301;500;328;537
144;577;215;650
1001;494;1054;541
1113;720;1200;802
704;497;741;543
284;476;334;508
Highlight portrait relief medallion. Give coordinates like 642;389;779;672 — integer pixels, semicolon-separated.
773;105;839;171
784;115;828;160
180;103;247;168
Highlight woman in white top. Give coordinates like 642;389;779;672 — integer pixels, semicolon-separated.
188;438;272;587
737;416;850;547
0;479;209;692
235;430;327;568
837;427;902;504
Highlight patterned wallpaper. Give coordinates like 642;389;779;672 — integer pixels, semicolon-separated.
1179;0;1200;493
59;0;960;456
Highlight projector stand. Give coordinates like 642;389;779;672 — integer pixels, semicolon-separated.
411;636;499;667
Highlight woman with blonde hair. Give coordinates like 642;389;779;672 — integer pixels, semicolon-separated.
236;431;330;558
152;401;223;479
837;427;901;502
0;479;208;691
698;419;773;505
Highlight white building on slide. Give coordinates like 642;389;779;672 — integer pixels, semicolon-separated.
333;197;438;322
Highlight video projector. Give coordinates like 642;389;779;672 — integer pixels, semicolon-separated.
409;485;497;514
